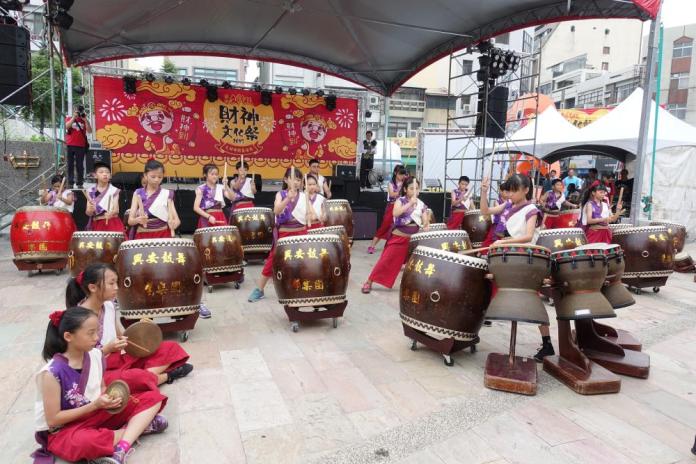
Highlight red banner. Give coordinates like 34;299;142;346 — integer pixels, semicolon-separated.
92;75;358;178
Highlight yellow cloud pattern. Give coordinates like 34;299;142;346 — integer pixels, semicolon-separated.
96;124;138;150
328;137;356;159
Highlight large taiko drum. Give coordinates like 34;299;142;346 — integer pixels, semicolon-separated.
230;207;274;255
612;225;674;289
486;245;551;325
408;230;472;257
674;252;695;273
551;247;614;320
609;223;631;233
425;223;447;232
576;243;634;309
547;209;581;229
10;206;76;263
116;238;203;319
650;220;687;253
535;228;587;252
400;246;491;343
307;225;351;261
68;231;124;276
193;226;244;274
273;234;349;307
323;200;354;242
461;209;491;247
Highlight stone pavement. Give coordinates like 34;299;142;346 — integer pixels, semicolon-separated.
2;232;696;464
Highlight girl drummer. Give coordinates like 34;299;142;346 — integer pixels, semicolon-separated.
41;174;74;213
229;160;257;211
248;168;307;302
34;307;167;464
362;176;431;293
306;173;327;229
127;160;181;239
66;263;193;386
367;165;408;254
446;175;472;230
539;178;578;229
580;183;624;244
194;163;235;229
85;162;125;234
481;181;511;248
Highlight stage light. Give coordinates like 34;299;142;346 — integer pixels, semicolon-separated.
199;79;210;87
476;40;493;54
73;85;85;96
123;76;137;94
302;88;310;96
145;72;155;83
316;90;324;97
206;84;218;102
164;75;174;84
56;0;74;9
275;86;283;94
288;88;297;95
181;77;191;86
365;110;372;118
260;90;272;106
50;10;73;29
221;81;231;89
325;94;336;111
253;84;262;92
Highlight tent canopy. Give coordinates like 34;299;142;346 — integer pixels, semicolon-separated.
58;0;657;95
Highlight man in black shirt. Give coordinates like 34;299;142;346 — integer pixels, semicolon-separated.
360;130;377;189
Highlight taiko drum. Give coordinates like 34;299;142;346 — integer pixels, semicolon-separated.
68;231;124;276
193;225;244;274
11;206;76;262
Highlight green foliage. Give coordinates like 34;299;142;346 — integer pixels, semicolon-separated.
161;57;178;74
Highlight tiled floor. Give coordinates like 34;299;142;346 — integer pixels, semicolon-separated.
2;233;696;464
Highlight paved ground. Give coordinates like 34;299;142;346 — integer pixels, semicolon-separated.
2;232;696;464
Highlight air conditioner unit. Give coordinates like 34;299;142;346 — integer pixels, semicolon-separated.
409;130;417;137
397;130;406;138
370;96;378;104
462;104;471;113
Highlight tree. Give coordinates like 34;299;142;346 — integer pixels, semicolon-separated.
161;57;179;74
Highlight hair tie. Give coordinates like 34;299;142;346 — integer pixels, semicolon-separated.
49;310;64;328
76;271;85;286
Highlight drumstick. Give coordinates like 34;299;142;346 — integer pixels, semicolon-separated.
82;189;90;201
58;176;66;197
291;165;295;192
106;194;111;225
241;154;244;169
223;162;227;181
127;339;151;354
305;173;311;228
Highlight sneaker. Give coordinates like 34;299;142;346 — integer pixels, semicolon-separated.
691;435;696;455
142;414;168;435
248;287;265;302
199;303;212;319
111;443;133;464
88;458;120;464
483;320;492;327
166;363;193;384
533;343;555;362
367;246;376;254
361;282;372;294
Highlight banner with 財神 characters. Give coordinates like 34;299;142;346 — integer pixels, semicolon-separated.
560;108;611;129
92;75;358;178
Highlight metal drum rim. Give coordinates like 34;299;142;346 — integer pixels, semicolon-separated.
71;231;124;238
537;227;585;237
15;206;74;213
612;225;669;236
231;207;273;213
488;244;552;258
193;225;240;235
410;230;471;241
324;199;350;205
649;220;686;229
306;225;346;234
118;238;197;249
412;245;488;269
276;234;341;245
463;209;484;216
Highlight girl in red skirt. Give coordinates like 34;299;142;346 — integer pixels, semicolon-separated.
367;165;407;254
194;163;235;229
86;162;125;235
446;175;471;229
539;179;578;230
306;173;327;230
362;176;431;293
41;174;75;213
66;263;193;387
580;184;624;244
127;160;181;240
481;181;511;248
229;160;257;211
33;307;167;464
248;168;307;302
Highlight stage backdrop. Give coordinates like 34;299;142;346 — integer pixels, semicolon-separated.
92;75;358;178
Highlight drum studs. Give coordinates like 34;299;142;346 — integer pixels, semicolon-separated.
333;267;341;276
430;291;441;303
276;271;282;280
123;277;132;288
642;251;649;258
193;274;201;284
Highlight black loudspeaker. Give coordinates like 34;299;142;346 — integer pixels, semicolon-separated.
335;164;356;179
86;149;112;174
173;189;197;234
0;24;30;106
352;209;378;240
475;86;508;139
344;179;360;205
111;172;143;190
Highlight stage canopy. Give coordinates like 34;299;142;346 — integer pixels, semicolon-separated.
58;0;658;95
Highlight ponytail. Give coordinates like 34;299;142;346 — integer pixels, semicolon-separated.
65;263;114;308
42;307;95;361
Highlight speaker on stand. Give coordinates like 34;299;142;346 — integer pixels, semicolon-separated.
0;24;30;106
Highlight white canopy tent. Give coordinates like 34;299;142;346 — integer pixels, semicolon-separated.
506;105;581;156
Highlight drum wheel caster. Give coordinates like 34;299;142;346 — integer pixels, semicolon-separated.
207;285;213;293
410;339;418;351
470;344;477;353
234;282;241;289
54;269;62;276
27;271;33;278
652;287;660;293
291;322;299;333
443;355;454;367
332;318;338;329
180;331;189;342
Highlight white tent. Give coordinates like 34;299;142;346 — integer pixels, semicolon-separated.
507;105;581;156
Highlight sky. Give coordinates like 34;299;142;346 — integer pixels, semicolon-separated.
659;0;696;28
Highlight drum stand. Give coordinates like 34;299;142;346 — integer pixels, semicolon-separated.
243;251;270;262
589;320;642;351
574;319;649;378
625;276;669;294
403;324;478;367
284;300;347;333
543;320;621;395
14;258;67;276
484;322;537;395
204;269;244;292
122;311;199;342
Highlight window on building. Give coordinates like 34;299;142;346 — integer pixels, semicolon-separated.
667;104;687;120
495;32;510;45
460;60;473;75
671;72;689;89
539;83;552;95
410;122;421;131
192;67;238;82
30;11;45;38
275;79;304;89
388;122;409;137
176;68;188;76
425;95;456;110
601;62;609;71
616;81;636;102
673;39;693;58
577;89;604;107
603;46;610;55
522;31;533;53
460;94;472;108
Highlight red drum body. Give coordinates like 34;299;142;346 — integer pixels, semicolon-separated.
230;207;274;255
612;226;674;289
116;238;203;319
486;245;552;325
408;230;472;257
553;209;581;229
650;220;687;253
323;200;354;241
10;206;76;262
68;231;124;276
535;228;587;252
273;234;349;307
461;209;491;247
400;246;491;342
193;226;244;273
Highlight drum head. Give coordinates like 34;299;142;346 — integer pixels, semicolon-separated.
123;320;163;358
105;380;130;414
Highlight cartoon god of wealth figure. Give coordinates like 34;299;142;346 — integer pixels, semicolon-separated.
139;102;196;155
298;114;336;158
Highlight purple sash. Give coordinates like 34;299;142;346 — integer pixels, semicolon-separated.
582;200;608;228
451;189;468;212
496;200;540;236
47;191;57;206
387;180;400;203
545;191;561;211
391;197;420;235
273;190;302;243
136;187;169;229
199;184;221;211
